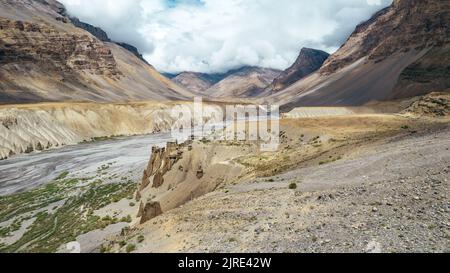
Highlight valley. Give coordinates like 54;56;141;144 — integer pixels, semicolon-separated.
104;99;450;253
1;93;448;253
0;0;449;254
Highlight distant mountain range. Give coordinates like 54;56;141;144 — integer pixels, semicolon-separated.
0;0;448;108
167;66;283;97
166;50;329;98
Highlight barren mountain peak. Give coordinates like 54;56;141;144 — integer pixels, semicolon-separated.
265;47;330;93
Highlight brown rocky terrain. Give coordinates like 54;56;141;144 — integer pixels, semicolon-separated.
104;95;450;253
264;48;329;94
402;92;450;117
320;0;449;75
0;0;449;254
136;140;250;225
0;0;192;103
266;0;450;110
208;66;281;98
171;72;216;94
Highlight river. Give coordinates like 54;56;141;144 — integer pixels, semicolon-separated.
0;132;175;196
0;117;273;196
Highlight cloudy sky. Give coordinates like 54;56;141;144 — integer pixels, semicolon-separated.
60;0;392;73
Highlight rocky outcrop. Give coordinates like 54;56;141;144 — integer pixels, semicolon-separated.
69;17;111;42
136;141;190;223
267;48;329;93
60;8;150;66
115;42;149;65
0;18;120;77
402;92;450;117
392;46;450;99
138;141;189;193
135;139;249;224
137;201;163;225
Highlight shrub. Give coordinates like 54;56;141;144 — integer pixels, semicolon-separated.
126;244;136;253
120;215;132;223
56;171;69;180
289;183;297;190
137;235;145;243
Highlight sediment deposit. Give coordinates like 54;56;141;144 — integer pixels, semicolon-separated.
0;101;223;160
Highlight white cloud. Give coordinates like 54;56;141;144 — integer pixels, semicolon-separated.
60;0;392;73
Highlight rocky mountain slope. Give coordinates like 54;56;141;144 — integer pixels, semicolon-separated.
263;48;329;95
170;66;282;96
267;0;450;110
0;0;192;104
170;72;218;93
207;66;282;98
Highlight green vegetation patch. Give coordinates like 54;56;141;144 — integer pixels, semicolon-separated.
56;171;70;180
0;175;136;253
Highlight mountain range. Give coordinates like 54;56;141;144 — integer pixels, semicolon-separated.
0;0;448;108
168;48;329;98
169;66;283;98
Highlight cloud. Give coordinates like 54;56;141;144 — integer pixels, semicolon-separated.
60;0;392;73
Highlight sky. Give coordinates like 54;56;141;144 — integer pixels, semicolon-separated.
60;0;392;74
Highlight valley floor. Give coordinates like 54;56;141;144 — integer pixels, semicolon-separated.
107;113;450;253
1;94;449;253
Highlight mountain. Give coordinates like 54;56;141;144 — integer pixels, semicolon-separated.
65;14;149;64
207;66;282;98
0;0;192;104
168;69;249;94
265;48;329;94
114;42;149;65
171;72;217;93
268;0;450;110
69;16;111;42
168;66;282;96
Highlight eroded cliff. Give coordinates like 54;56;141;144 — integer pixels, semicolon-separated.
135;140;251;224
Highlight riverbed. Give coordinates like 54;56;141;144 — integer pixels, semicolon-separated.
0;133;174;196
